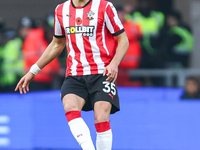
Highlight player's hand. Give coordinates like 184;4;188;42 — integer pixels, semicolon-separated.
103;63;118;83
15;72;36;94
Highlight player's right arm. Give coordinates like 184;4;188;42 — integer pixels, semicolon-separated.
15;36;66;94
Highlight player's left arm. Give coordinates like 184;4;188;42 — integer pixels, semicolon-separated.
103;2;129;83
103;31;129;83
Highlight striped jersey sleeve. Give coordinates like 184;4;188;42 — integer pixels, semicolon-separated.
104;2;124;36
54;4;65;38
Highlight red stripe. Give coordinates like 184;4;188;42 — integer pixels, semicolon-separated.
82;1;98;74
69;3;84;75
56;3;65;36
95;121;111;133
65;111;81;122
96;1;112;67
64;3;72;76
106;4;121;33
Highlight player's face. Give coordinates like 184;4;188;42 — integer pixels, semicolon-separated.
72;0;90;6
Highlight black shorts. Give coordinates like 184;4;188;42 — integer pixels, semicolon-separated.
61;74;120;114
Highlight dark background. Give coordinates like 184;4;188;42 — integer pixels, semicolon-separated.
0;0;173;29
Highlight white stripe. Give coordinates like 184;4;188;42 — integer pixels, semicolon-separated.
54;5;63;36
68;39;78;75
0;126;10;134
63;1;78;75
102;18;110;56
105;2;124;34
109;2;124;30
0;116;10;124
75;9;91;75
104;3;115;34
89;0;105;74
104;11;115;34
0;138;10;146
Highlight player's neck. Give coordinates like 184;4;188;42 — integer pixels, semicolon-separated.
72;0;90;7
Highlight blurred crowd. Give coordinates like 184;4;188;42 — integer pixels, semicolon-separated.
0;0;196;93
116;0;194;87
0;13;67;93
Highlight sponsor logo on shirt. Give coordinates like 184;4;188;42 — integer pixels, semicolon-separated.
65;26;95;37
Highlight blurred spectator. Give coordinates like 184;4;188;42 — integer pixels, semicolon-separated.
181;77;200;99
18;16;33;40
128;0;165;69
23;18;61;91
124;0;165;86
159;10;194;68
123;2;138;14
116;6;142;86
0;29;24;92
0;17;32;92
0;15;65;92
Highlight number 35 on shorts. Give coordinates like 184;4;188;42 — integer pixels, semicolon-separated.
102;81;116;95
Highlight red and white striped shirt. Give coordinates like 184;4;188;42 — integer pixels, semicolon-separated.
54;0;124;76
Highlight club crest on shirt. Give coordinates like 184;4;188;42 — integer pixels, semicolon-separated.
86;10;95;20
